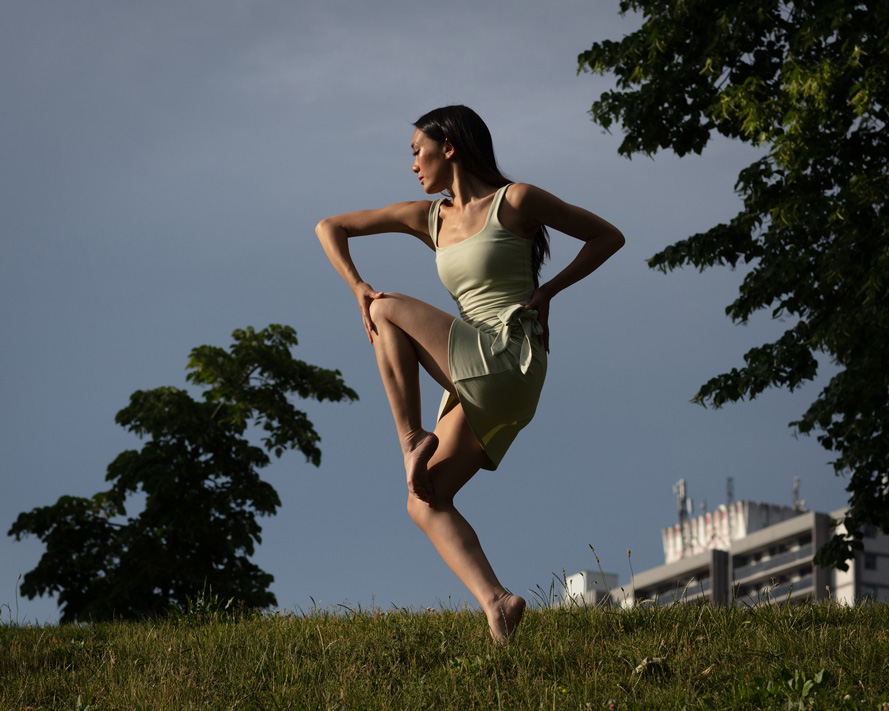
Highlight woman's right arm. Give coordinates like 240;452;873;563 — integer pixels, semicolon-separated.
315;200;433;343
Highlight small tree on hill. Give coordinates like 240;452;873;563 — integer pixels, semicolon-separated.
8;325;358;622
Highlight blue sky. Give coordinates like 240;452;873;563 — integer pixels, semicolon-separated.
1;0;848;624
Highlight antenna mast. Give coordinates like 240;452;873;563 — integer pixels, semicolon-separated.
726;477;734;541
792;476;805;511
674;479;691;558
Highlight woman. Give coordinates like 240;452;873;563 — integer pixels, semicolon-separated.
316;105;624;641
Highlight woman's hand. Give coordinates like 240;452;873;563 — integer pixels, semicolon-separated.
525;287;552;353
354;281;385;343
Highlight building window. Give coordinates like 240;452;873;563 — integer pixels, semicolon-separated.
864;553;877;571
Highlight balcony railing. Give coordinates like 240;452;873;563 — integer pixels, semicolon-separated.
741;575;815;603
732;544;813;581
637;576;712;606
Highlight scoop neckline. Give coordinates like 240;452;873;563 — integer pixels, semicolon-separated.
435;185;508;250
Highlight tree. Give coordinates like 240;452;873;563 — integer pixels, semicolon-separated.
8;325;358;622
578;1;888;568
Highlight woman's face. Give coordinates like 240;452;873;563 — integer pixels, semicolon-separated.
411;129;451;194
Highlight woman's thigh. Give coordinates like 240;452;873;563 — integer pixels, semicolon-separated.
428;403;490;504
369;292;456;392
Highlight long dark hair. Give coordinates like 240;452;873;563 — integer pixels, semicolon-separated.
413;105;550;287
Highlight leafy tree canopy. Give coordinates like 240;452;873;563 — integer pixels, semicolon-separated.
9;325;358;622
579;1;888;568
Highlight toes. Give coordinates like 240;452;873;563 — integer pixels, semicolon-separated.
409;478;435;506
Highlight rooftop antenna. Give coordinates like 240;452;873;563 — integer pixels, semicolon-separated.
726;477;734;541
793;476;806;511
674;479;691;558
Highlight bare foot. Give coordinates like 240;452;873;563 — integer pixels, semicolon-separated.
487;593;525;643
402;430;438;506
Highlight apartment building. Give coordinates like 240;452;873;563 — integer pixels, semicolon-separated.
564;499;889;607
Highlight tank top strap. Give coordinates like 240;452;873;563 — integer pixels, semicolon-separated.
488;184;513;228
428;198;446;247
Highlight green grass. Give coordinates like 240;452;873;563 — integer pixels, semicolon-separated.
2;598;888;710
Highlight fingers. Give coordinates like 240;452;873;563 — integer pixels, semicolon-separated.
539;316;550;352
359;300;373;343
356;286;384;344
525;290;551;353
362;304;375;343
524;288;547;314
539;307;551;352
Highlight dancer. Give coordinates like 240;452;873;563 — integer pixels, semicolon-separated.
316;105;624;641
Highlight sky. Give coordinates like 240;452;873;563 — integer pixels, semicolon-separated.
1;0;849;625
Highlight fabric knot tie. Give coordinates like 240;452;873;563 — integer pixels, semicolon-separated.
490;304;542;374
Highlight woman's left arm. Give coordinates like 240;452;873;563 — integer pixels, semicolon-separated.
508;183;626;350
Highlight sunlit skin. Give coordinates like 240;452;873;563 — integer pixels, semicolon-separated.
316;124;624;641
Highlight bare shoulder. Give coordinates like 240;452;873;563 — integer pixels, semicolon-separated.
503;182;537;203
505;182;567;215
498;183;545;240
503;182;622;244
499;183;574;239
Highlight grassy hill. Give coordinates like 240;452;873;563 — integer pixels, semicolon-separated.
2;597;888;710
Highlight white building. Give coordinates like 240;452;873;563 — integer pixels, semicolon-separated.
661;500;802;565
830;513;889;603
563;499;889;608
563;570;619;607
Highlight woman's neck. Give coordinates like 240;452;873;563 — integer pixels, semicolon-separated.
447;169;499;209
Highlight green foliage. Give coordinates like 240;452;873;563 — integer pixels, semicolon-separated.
8;325;357;623
735;667;830;709
579;1;889;568
2;601;887;709
166;580;248;626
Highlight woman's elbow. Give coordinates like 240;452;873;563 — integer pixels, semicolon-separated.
606;226;625;254
315;217;347;244
315;217;331;238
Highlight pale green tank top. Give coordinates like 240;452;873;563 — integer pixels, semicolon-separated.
431;185;535;330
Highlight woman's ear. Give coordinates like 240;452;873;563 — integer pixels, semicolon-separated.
442;139;456;160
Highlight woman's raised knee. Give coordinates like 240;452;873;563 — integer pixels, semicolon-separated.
407;492;457;528
406;494;430;528
368;292;406;324
367;296;386;324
